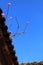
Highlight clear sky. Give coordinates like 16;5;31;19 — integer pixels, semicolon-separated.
0;0;43;63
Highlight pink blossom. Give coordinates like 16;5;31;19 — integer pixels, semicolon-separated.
8;32;12;34
1;13;4;17
8;3;11;6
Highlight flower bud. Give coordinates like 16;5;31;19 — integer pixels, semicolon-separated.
8;3;11;7
1;13;4;17
8;32;12;34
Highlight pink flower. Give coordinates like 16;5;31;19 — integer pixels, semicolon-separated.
1;13;4;17
8;32;12;34
8;3;11;7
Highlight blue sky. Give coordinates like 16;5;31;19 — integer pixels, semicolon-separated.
0;0;43;63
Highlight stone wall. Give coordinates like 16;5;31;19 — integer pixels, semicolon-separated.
19;61;43;65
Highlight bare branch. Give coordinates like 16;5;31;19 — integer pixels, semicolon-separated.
11;21;29;38
11;0;16;6
5;1;29;39
6;3;11;19
8;16;13;20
